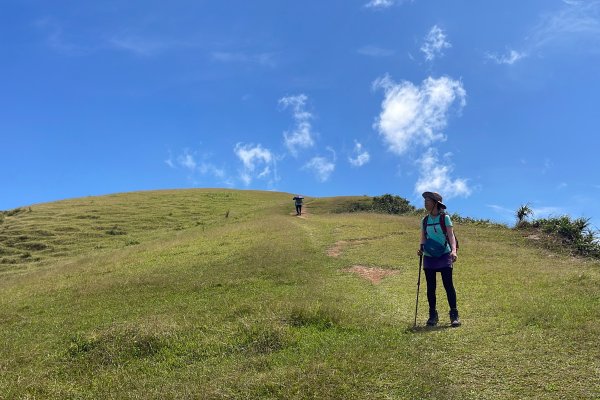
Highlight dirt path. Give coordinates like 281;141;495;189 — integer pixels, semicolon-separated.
290;204;309;219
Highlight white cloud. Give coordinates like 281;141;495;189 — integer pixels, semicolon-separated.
414;148;471;199
168;149;230;184
178;152;197;171
235;143;272;171
234;143;276;185
529;0;600;51
365;0;395;8
279;94;315;156
372;75;466;155
485;49;526;65
165;152;175;168
357;45;395;57
199;163;226;179
304;157;335;182
420;25;451;61
349;141;370;167
556;182;568;190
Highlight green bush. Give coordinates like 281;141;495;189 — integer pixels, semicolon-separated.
372;194;415;215
333;194;416;215
5;208;24;217
342;201;373;213
526;216;600;259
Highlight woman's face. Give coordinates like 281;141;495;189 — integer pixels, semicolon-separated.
424;197;436;212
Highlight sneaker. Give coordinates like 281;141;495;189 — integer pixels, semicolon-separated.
450;309;461;327
426;310;439;326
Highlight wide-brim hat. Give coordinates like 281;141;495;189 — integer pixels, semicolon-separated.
422;191;447;209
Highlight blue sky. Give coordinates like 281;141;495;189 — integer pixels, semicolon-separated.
2;0;600;228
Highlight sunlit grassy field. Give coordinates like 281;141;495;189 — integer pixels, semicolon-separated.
1;189;598;399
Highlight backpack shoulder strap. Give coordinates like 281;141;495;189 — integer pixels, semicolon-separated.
439;212;448;235
422;216;428;235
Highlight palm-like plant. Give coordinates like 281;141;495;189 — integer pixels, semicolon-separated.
516;204;533;226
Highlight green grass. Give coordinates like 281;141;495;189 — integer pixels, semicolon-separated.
0;189;598;399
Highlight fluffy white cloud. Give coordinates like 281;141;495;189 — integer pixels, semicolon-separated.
421;25;451;61
348;141;370;167
234;143;276;185
485;49;526;65
304;157;335;182
279;94;315;156
414;148;471;199
372;75;466;155
365;0;395;8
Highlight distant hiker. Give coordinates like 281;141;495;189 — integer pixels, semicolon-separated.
292;195;304;215
417;191;461;327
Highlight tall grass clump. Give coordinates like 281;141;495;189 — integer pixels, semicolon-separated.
519;214;600;259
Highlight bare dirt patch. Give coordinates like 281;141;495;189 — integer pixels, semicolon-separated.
326;239;366;257
327;240;346;257
343;265;399;284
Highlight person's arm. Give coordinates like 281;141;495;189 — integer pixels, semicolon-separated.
417;226;426;256
447;226;457;261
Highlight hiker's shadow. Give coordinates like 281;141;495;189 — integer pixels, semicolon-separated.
406;325;454;334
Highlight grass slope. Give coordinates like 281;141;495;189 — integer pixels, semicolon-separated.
0;189;598;399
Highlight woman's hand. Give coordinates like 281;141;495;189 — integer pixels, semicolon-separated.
417;244;424;256
450;251;458;262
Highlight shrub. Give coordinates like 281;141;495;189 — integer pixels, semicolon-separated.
5;208;24;217
524;215;600;259
372;194;415;215
343;201;373;213
106;226;126;235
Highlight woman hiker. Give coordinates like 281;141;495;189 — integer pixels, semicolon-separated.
292;195;304;216
417;191;461;327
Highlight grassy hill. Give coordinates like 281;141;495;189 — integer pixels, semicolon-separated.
1;189;598;399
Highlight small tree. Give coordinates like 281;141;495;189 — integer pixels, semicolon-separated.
372;194;415;215
516;204;533;227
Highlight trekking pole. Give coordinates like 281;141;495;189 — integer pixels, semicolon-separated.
413;252;423;328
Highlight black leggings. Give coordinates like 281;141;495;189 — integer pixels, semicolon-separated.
424;267;457;311
295;205;302;214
